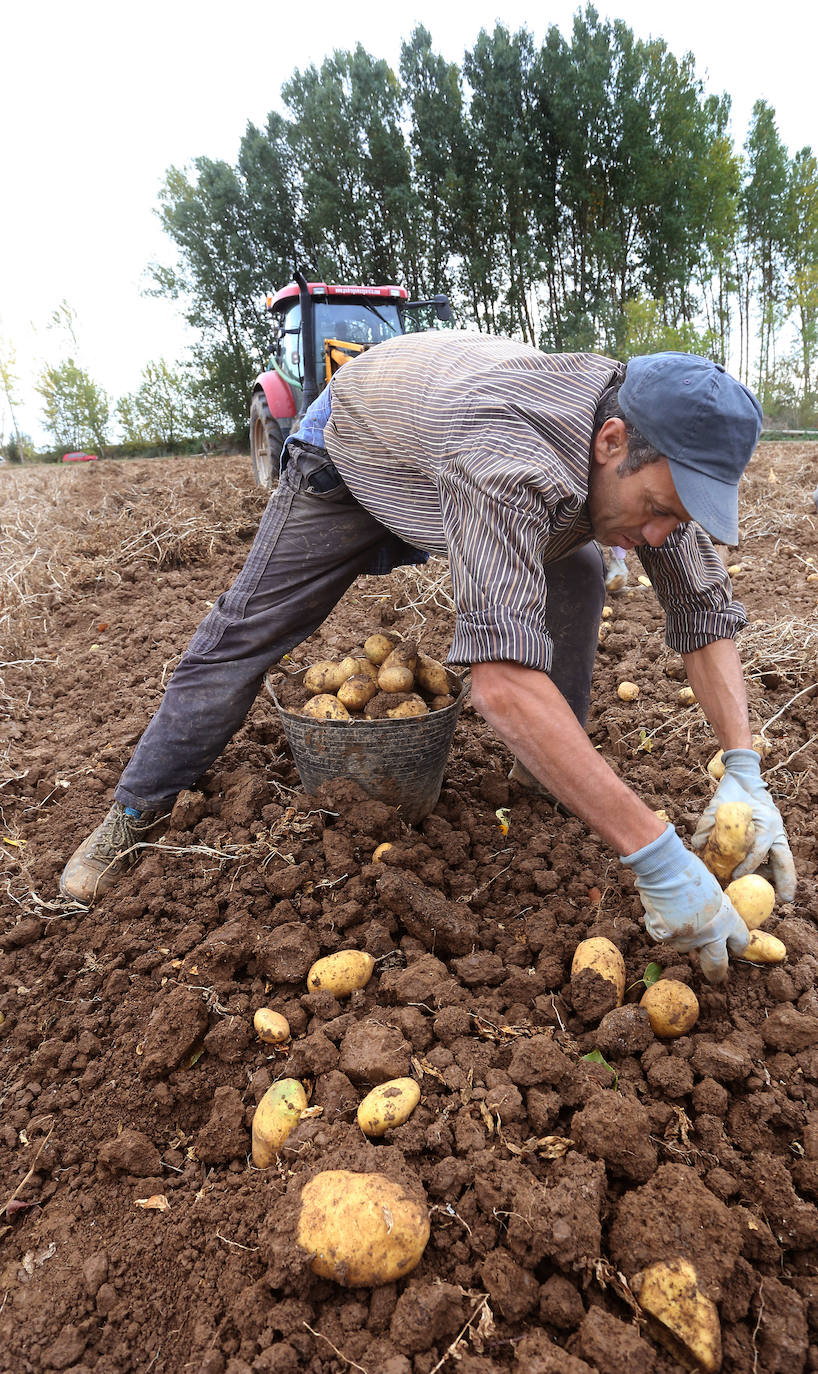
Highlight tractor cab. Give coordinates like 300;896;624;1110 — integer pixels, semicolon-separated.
248;271;452;488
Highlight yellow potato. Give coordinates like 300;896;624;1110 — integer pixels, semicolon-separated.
430;693;456;711
640;980;699;1038
654;808;670;823
304;660;347;695
725;874;775;929
632;1258;721;1373
571;937;625;1005
337;655;365;684
386;694;428;718
363;632;400;666
253;1009;291;1044
337;675;378;711
727;563;742;575
752;733;772;759
352;657;379;682
297;1170;430;1285
701;801;754;884
301;694;350;721
637;574;652;587
372;843;393;862
378;640;418;694
415;652;450;697
707;749;725;781
357;1078;421;1137
307;950;375;997
601;605;614;619
617;681;640;701
740;930;787;964
252;1079;307;1168
678;687;697;706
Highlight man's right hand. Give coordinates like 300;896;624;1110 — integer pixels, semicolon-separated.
622;825;751;984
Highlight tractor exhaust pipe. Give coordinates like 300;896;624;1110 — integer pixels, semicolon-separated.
295;269;319;414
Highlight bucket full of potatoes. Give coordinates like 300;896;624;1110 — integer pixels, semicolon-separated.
265;633;465;823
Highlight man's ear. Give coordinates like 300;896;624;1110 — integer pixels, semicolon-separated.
592;417;629;468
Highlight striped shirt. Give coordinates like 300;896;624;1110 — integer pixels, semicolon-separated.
322;331;746;669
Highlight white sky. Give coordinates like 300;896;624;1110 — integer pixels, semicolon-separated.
1;0;816;444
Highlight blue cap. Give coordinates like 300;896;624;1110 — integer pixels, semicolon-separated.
619;352;762;545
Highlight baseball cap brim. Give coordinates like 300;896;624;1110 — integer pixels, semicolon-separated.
667;458;739;545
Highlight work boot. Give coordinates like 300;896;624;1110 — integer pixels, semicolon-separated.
60;802;168;904
605;552;629;592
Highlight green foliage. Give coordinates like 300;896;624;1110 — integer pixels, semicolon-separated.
36;359;110;450
581;1048;618;1088
116;359;195;446
145;17;817;420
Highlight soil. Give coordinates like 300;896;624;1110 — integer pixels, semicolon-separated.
1;444;817;1374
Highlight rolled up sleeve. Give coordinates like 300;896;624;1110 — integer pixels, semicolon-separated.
638;524;747;653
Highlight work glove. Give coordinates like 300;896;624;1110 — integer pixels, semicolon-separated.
690;749;796;902
622;825;750;984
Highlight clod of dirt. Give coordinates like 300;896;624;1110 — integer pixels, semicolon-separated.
388;1280;465;1354
194;1085;249;1163
761;1004;818;1052
97;1129;161;1176
480;1249;540;1321
571;1092;658;1182
138;985;209;1078
376;867;478;955
338;1018;412;1084
574;1305;656;1374
594;1004;654;1057
608;1164;744;1300
570;967;621;1023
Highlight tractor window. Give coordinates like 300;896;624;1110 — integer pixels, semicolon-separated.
314;301;401;348
274;302;302;384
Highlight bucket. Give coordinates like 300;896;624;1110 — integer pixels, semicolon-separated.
266;667;466;824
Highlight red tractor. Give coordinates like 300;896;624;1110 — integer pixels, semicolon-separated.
248;269;452;488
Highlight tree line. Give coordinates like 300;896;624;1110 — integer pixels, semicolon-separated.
5;7;817;457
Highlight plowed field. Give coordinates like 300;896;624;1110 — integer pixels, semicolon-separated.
1;445;817;1374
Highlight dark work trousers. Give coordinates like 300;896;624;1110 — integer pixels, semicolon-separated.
115;447;606;811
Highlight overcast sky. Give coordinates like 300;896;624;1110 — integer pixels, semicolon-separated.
2;0;816;444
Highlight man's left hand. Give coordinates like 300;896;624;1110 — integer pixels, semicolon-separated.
691;748;796;901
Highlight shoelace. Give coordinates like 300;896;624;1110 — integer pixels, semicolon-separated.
88;807;158;865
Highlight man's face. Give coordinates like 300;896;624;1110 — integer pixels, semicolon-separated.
588;419;690;549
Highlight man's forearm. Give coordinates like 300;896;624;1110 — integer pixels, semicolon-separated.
681;639;753;751
471;661;666;856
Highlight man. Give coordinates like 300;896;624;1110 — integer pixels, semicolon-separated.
60;335;796;981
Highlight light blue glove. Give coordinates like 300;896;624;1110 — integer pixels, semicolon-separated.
690;749;796;902
622;825;751;984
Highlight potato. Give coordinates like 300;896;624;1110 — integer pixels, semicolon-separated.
701;801;754;884
307;949;375;997
387;694;428;718
707;749;725;781
352;657;379;682
571;937;626;1009
364;632;400;666
252;1078;307;1168
740;930;787;964
601;605;613;619
415;652;450;697
253;1009;291;1045
430;693;456;711
297;1170;430;1285
372;843;393;862
357;1078;421;1137
336;655;365;684
337;674;378;711
640;980;699;1038
378;640;418;694
632;1257;721;1373
725;873;775;929
301;694;350;721
304;660;347;695
617;681;639;701
678;686;697;706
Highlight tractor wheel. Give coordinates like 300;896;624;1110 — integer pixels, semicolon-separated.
249;390;285;490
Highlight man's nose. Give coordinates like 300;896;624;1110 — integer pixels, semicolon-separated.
640;515;680;546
